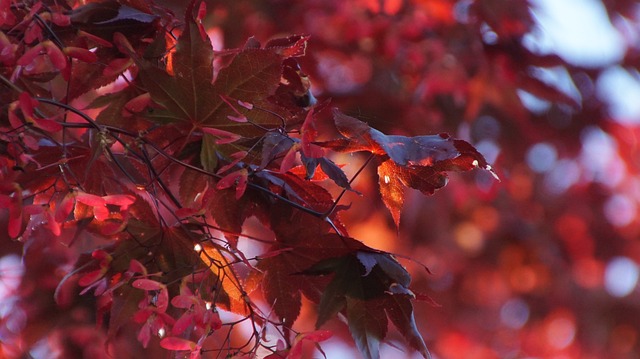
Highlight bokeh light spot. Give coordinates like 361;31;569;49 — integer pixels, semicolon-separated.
604;194;637;227
580;126;624;187
597;66;640;124
544;311;576;350
473;115;502;140
544;159;581;194
526;142;558;173
528;0;625;67
316;51;372;94
475;140;500;165
0;255;24;300
509;166;534;201
604;257;639;297
481;23;499;44
454;222;484;255
500;298;530;329
471;206;500;232
517;89;551;113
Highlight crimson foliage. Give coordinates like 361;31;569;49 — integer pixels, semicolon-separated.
0;1;495;358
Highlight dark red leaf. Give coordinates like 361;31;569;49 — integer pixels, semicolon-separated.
346;297;387;359
385;294;431;359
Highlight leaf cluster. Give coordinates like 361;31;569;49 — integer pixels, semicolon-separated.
0;1;494;358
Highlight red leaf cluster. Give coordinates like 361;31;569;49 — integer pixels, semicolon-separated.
0;1;509;359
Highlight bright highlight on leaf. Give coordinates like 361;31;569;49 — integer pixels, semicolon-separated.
1;1;532;358
319;109;498;227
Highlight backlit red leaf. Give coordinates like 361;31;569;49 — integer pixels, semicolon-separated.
63;47;98;63
160;337;197;351
75;192;106;207
322;109;496;227
103;194;136;209
198;242;248;315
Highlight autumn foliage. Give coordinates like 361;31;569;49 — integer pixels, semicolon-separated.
2;0;640;358
0;0;496;357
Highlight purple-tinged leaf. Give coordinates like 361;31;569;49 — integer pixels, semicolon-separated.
346;297;387;359
385;294;431;359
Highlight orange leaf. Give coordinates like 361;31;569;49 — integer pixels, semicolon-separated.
199;243;248;315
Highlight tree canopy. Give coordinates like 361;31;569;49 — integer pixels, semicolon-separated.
1;0;639;358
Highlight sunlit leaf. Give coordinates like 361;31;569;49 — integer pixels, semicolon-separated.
199;242;249;315
320;109;496;227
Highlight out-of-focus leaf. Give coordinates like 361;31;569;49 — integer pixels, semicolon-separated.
520;76;580;110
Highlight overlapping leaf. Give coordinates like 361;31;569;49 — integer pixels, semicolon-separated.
258;234;365;326
199;242;250;315
319;109;498;227
299;248;429;359
136;4;298;138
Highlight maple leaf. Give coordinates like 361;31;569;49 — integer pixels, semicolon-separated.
204;184;267;248
319;109;498;227
303;250;410;324
198;241;250;315
135;4;290;138
258;235;365;326
384;294;431;359
178;169;209;209
108;282;146;340
297;248;430;359
346;297;387;359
